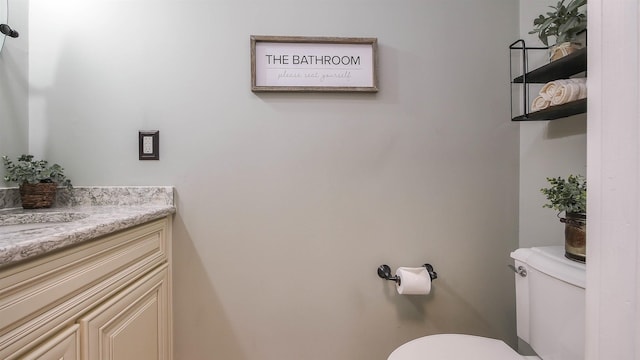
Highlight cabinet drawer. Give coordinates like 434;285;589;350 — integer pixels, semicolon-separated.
15;324;80;360
0;218;170;357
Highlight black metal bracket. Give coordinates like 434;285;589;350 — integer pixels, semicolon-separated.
509;39;549;120
377;264;437;285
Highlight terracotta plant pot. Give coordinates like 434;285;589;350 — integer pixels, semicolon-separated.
19;182;59;209
561;212;586;262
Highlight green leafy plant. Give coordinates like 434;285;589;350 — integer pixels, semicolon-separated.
529;0;587;46
2;154;72;189
541;174;586;214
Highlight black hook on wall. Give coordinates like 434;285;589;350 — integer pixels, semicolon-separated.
377;264;438;285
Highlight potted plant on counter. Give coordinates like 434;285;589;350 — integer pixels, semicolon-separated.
540;174;587;262
2;154;73;209
529;0;587;61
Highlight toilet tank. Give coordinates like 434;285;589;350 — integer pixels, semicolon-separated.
511;246;585;360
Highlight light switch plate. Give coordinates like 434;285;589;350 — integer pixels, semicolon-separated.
139;131;159;160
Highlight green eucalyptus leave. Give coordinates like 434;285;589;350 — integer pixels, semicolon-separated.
2;154;72;189
541;174;586;214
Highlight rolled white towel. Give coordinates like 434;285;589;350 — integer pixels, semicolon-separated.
569;78;587;100
551;84;568;105
531;95;551;111
569;78;587;99
568;83;581;102
539;80;569;100
539;79;584;98
551;82;581;105
550;42;582;61
577;82;587;99
539;81;558;100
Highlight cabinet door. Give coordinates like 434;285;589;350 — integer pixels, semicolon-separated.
79;265;170;360
19;324;80;360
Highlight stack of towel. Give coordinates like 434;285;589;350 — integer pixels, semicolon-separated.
531;78;587;112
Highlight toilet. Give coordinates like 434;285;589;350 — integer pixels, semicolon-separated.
388;246;586;360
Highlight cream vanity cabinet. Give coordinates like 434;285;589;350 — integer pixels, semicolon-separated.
0;217;172;360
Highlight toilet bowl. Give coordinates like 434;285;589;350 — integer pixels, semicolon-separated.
387;246;586;360
388;334;539;360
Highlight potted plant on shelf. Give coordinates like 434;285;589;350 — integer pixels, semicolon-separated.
529;0;587;61
540;174;587;262
2;154;73;209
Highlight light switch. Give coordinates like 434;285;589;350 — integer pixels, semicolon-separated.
139;131;159;160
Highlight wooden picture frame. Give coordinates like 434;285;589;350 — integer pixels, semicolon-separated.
251;35;378;92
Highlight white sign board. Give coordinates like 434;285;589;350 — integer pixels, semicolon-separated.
251;36;378;92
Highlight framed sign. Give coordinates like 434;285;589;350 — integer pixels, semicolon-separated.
251;35;378;92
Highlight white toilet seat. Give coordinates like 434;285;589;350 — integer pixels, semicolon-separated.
388;334;540;360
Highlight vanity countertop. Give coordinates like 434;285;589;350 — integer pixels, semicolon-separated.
0;186;175;267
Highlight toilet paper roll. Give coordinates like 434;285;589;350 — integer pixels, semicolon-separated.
395;267;432;295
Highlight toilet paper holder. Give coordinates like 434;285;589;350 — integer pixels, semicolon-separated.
377;264;438;284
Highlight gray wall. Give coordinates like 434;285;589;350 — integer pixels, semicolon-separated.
25;0;519;359
518;1;587;249
0;0;28;179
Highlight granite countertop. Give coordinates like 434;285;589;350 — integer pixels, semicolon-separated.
0;186;176;267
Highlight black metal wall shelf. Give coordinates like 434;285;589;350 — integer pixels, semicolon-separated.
512;98;586;121
513;47;587;84
510;40;587;121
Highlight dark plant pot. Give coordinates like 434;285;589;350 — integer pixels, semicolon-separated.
19;182;58;209
561;212;586;263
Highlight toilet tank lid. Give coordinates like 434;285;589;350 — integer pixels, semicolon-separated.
511;246;585;289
